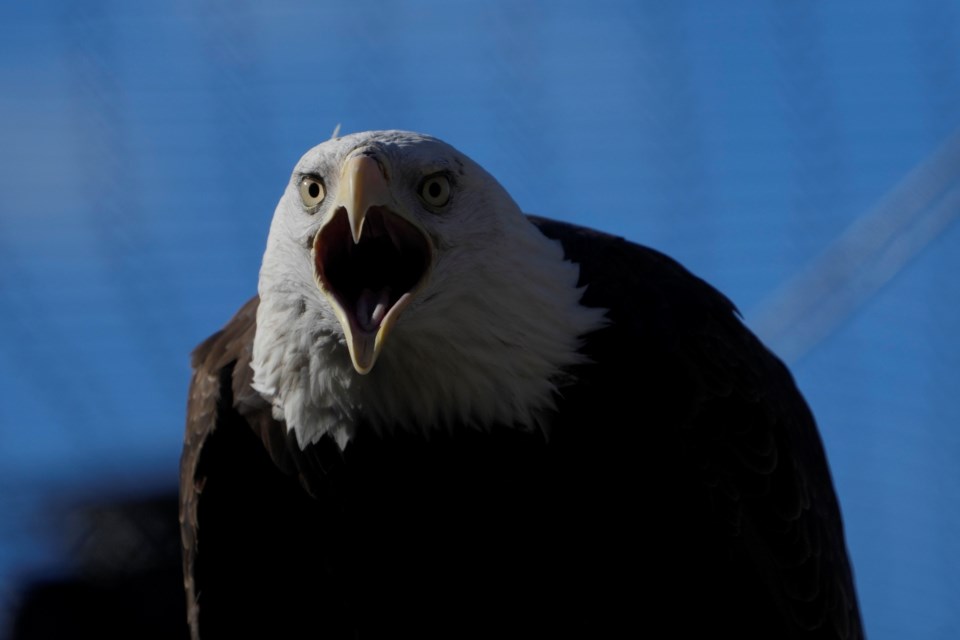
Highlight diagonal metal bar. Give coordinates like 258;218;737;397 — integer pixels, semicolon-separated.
749;129;960;364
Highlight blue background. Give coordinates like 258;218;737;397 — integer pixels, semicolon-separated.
2;2;958;638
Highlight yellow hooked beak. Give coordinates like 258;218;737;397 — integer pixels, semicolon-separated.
313;153;434;374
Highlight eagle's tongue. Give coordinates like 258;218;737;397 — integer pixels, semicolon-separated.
356;287;391;333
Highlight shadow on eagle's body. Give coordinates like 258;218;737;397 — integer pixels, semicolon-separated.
180;131;863;639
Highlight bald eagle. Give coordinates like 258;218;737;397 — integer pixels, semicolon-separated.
180;131;863;639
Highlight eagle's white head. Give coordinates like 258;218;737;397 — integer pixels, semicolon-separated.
251;130;605;449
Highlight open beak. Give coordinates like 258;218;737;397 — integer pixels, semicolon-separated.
313;154;433;374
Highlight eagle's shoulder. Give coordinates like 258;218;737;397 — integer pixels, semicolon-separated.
180;295;301;637
530;215;861;638
528;214;737;321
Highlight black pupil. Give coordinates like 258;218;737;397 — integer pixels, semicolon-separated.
428;181;442;199
308;182;321;198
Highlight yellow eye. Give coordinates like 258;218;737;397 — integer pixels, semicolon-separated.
299;176;325;209
419;174;451;208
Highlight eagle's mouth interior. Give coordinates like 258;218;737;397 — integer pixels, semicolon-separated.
315;206;432;334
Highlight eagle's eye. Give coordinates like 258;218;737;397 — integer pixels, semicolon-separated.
418;174;451;208
299;176;326;210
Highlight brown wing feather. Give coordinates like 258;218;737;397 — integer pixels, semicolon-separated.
682;309;861;638
531;216;863;639
179;296;277;639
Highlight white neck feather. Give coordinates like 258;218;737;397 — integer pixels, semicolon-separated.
252;213;605;451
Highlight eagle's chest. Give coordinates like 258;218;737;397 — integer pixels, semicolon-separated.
287;404;720;638
299;427;608;635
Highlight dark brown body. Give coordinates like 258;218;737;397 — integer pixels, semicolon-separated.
181;217;863;639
